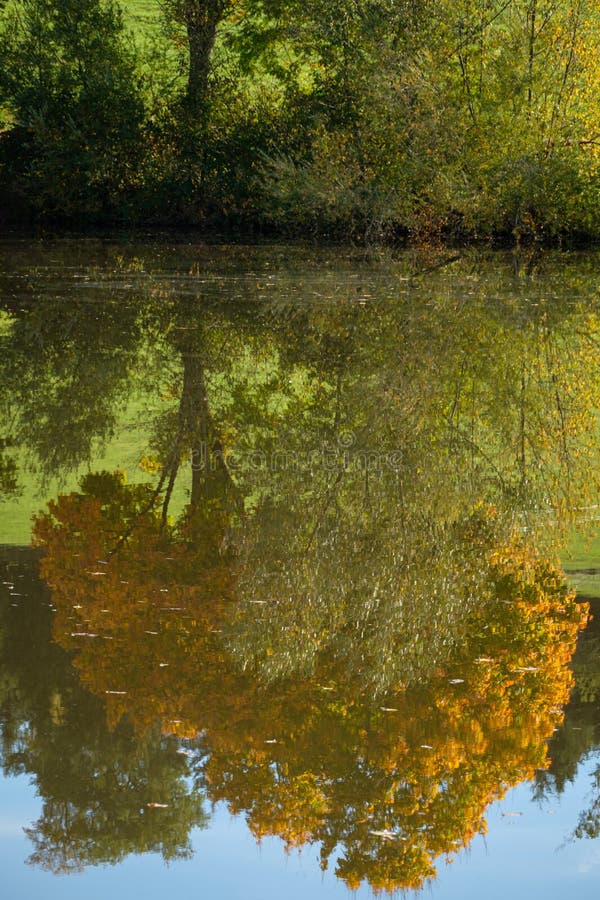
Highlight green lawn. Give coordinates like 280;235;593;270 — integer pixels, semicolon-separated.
563;521;600;599
123;0;160;19
0;393;190;547
120;0;160;35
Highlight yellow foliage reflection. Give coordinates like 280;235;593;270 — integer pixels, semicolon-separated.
32;474;588;893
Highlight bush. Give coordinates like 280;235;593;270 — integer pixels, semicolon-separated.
0;0;145;220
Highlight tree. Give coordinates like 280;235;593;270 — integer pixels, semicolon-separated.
0;0;144;217
161;0;239;113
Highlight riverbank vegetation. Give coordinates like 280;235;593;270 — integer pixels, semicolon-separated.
1;1;600;241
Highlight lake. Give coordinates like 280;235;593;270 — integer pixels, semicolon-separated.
1;238;600;899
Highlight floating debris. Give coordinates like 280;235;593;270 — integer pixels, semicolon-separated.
105;690;128;695
448;678;465;684
146;802;169;809
369;829;403;840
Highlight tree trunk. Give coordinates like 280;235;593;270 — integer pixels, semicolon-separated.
183;1;227;113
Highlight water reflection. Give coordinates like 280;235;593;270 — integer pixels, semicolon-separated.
534;597;600;844
6;508;590;891
0;549;207;875
2;244;600;892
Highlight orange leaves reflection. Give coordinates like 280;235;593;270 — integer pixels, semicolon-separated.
33;479;588;893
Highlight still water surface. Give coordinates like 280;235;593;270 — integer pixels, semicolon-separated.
1;239;600;898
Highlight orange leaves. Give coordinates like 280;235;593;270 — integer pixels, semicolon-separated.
32;469;588;894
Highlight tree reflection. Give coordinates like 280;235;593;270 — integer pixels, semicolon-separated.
4;246;600;890
33;469;238;737
533;596;600;846
31;470;588;892
0;549;208;875
23;722;204;874
0;286;144;480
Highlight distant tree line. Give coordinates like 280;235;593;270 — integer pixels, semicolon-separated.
1;0;599;240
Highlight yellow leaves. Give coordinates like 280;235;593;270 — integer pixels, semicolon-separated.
139;454;161;475
31;459;589;894
247;773;330;849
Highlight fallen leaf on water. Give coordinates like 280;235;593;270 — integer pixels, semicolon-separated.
369;829;403;840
